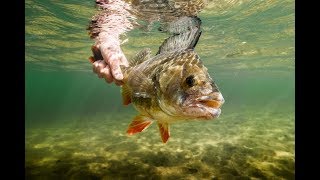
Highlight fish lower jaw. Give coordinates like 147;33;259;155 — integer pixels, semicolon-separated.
206;107;221;119
184;104;221;120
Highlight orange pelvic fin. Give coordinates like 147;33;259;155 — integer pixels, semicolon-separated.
127;115;153;135
157;122;170;143
121;84;131;105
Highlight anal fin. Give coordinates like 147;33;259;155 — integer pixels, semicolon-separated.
157;122;170;143
127;115;153;135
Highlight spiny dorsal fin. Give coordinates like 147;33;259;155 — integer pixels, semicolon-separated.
130;48;152;66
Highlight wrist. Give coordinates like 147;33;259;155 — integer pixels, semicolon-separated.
98;34;120;51
98;32;120;44
99;42;121;54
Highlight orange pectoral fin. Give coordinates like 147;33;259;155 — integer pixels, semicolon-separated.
127;116;153;135
157;122;170;143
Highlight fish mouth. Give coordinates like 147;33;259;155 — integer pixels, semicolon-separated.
182;93;224;119
196;95;224;109
196;94;224;119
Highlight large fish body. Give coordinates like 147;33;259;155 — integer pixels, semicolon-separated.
119;47;224;143
89;17;224;143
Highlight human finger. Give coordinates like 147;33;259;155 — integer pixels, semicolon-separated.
107;54;124;81
101;66;113;83
119;53;129;67
93;60;105;73
92;61;99;73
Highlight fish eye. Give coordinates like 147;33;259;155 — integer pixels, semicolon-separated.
186;75;195;87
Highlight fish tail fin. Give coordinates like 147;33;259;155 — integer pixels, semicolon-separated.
127;115;153;135
157;122;170;143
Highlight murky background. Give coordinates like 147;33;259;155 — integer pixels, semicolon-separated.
26;0;294;179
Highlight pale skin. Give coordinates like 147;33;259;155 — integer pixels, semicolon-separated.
90;0;132;86
92;39;128;86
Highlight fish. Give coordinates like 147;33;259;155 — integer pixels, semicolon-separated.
89;17;224;143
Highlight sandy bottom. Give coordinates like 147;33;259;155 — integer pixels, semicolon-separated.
26;109;294;179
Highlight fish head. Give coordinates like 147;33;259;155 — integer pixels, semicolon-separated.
157;50;224;120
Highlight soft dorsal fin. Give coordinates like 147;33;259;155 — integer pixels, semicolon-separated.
157;16;202;55
157;28;202;55
129;48;152;66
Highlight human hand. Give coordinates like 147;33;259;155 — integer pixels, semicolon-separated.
89;42;128;86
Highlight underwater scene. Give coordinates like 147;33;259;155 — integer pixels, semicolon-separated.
26;0;294;179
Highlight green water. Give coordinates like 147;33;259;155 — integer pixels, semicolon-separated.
26;0;294;179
